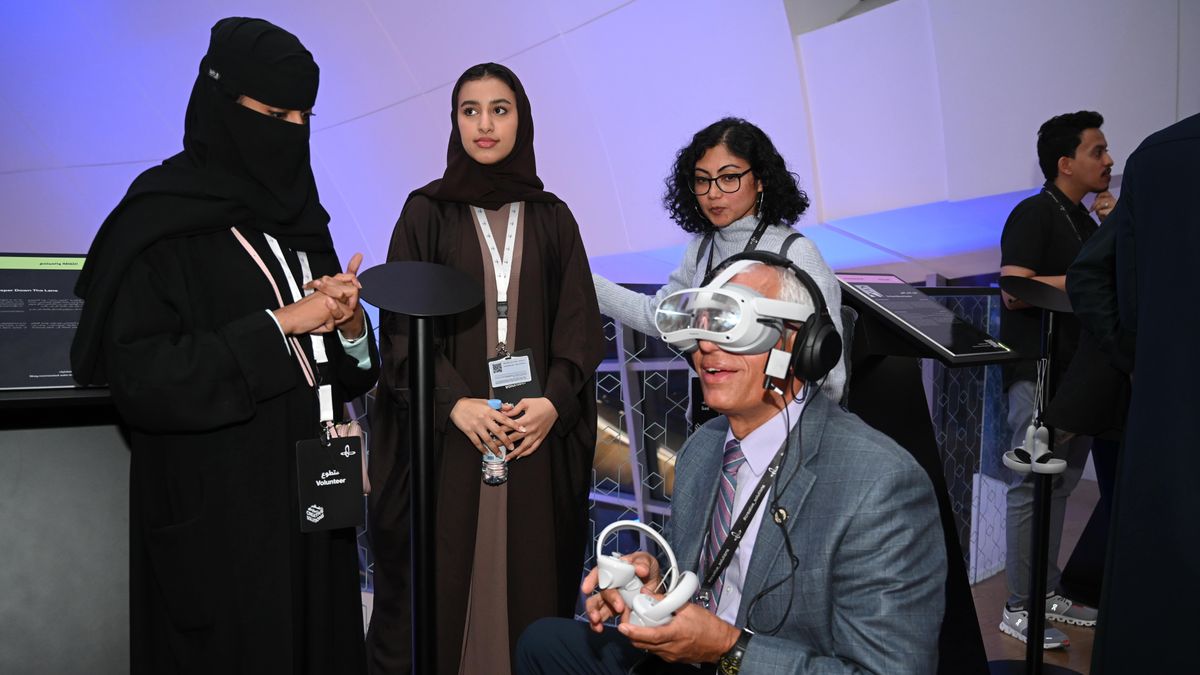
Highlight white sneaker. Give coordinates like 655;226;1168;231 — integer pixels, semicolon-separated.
999;606;1069;649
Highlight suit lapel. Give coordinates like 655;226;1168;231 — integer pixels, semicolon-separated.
670;419;727;576
735;393;832;624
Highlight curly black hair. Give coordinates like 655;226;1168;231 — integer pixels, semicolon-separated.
1037;110;1104;181
663;117;809;235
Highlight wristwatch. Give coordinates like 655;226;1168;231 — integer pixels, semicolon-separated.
718;627;754;674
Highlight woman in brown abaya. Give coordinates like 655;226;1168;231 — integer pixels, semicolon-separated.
366;63;604;675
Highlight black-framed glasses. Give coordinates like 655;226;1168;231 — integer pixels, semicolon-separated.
691;169;753;195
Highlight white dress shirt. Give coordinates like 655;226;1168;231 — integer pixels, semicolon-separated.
714;395;807;624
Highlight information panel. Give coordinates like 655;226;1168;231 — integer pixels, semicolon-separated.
0;254;86;389
837;273;1016;366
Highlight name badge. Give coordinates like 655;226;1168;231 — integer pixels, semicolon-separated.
486;348;542;405
489;353;532;388
295;436;364;533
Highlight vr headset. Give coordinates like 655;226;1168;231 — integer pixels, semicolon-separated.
654;250;841;384
655;259;808;354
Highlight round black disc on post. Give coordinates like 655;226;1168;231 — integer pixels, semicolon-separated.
360;261;483;675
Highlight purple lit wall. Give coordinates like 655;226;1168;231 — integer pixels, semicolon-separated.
1;0;1196;283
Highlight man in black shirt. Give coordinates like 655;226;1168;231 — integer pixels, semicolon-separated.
996;110;1114;648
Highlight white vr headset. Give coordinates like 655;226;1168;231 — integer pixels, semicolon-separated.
655;259;813;355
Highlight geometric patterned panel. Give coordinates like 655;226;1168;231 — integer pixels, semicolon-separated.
579;317;691;619
924;292;1011;582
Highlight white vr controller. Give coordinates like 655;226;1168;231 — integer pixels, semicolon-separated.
594;520;699;627
1002;422;1067;475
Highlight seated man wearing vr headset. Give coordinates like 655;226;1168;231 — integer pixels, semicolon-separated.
517;251;945;674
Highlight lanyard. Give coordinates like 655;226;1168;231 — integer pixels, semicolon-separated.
1041;188;1084;243
232;228;315;388
698;436;789;599
473;203;520;355
253;231;335;426
701;218;770;282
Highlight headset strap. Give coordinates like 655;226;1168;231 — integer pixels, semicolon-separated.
778;232;803;258
697;231;714;271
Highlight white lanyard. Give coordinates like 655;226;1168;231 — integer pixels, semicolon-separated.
472;202;520;353
263;233;334;425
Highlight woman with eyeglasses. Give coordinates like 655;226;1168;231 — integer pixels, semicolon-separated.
366;62;604;675
593;117;847;402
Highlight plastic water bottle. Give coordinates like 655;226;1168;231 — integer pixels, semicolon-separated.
482;399;508;486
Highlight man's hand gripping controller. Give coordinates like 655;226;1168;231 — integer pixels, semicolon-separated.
594;521;700;627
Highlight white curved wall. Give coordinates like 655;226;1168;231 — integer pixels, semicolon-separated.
0;0;813;270
799;0;1187;218
0;0;1195;281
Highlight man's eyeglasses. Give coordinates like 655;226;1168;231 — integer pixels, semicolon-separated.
691;169;752;196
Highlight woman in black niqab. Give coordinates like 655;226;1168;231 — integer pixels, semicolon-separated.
73;18;377;675
73;16;332;384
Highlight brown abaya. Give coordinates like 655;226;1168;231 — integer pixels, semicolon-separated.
365;63;603;674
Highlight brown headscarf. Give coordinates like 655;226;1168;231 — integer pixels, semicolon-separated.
411;63;560;209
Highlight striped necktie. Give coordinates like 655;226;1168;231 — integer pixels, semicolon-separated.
703;438;746;609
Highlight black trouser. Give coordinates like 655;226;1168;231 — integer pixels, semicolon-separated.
515;617;714;675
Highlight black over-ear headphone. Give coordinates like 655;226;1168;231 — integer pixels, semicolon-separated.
703;249;841;384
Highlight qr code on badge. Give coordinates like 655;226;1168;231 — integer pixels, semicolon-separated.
491;362;503;374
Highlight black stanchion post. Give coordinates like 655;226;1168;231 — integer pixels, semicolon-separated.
409;314;436;673
1024;309;1056;674
360;261;484;675
991;277;1081;675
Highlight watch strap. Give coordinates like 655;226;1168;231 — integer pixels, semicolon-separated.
718;627;754;674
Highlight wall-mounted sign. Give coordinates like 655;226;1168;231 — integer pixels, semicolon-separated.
0;254;85;390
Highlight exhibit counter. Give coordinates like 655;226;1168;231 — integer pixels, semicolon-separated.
0;388;129;674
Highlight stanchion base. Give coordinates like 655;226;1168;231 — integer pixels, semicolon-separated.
988;659;1082;675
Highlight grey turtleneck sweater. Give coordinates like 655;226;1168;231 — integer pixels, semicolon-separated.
592;213;847;403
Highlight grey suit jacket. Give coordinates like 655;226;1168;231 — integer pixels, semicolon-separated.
667;393;945;674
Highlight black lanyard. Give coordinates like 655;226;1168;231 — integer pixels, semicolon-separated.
697;435;790;599
702;219;771;281
1041;188;1084;243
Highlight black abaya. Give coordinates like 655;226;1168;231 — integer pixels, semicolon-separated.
109;229;377;674
1092;113;1200;673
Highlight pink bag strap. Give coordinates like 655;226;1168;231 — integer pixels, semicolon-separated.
230;227;316;388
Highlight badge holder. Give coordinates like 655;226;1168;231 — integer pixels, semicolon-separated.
487;347;542;405
360;261;483;675
296;423;365;532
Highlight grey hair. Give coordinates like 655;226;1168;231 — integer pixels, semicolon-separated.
745;262;815;319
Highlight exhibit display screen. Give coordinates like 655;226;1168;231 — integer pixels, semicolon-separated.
0;254;85;389
837;273;1015;365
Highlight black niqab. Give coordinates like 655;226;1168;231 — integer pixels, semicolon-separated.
412;62;560;209
72;17;330;386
